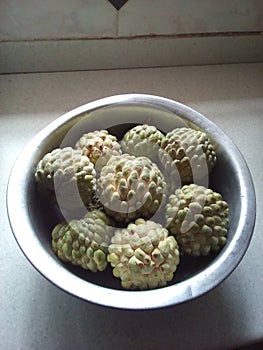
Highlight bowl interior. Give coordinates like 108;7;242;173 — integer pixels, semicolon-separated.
25;103;241;290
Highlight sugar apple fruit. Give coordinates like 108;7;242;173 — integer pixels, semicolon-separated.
108;218;180;290
159;127;216;187
75;129;122;171
166;184;229;256
83;208;116;225
35;147;96;210
97;154;166;222
121;124;164;160
52;209;115;272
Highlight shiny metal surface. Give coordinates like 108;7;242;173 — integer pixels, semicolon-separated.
7;94;256;309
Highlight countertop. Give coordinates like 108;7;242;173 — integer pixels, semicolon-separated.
1;63;262;350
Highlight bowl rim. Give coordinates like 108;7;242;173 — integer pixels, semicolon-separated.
7;93;256;309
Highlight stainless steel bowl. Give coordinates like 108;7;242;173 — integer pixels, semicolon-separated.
7;94;256;309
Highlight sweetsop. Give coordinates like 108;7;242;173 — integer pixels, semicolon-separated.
159;127;216;187
121;124;164;160
75;129;122;171
35;147;96;210
83;208;116;225
108;218;180;290
166;184;229;256
52;209;115;272
97;154;166;222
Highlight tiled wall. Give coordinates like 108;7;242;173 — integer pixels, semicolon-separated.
1;0;262;41
1;0;262;73
118;0;263;36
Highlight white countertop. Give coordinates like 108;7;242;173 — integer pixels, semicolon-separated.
1;63;262;350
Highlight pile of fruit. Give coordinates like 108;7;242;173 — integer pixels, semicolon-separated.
35;124;229;290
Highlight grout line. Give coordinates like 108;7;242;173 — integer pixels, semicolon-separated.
0;31;262;43
116;9;119;37
0;62;261;77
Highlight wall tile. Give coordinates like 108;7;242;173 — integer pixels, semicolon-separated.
119;0;263;36
1;35;262;73
1;0;262;41
0;0;118;40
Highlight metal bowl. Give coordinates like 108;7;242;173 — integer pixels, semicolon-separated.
7;94;256;309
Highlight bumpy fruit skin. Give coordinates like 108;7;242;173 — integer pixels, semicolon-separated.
35;147;96;210
121;124;164;160
166;184;229;256
52;210;115;272
159;127;216;186
108;219;180;290
75;129;122;171
98;154;166;223
83;208;116;226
